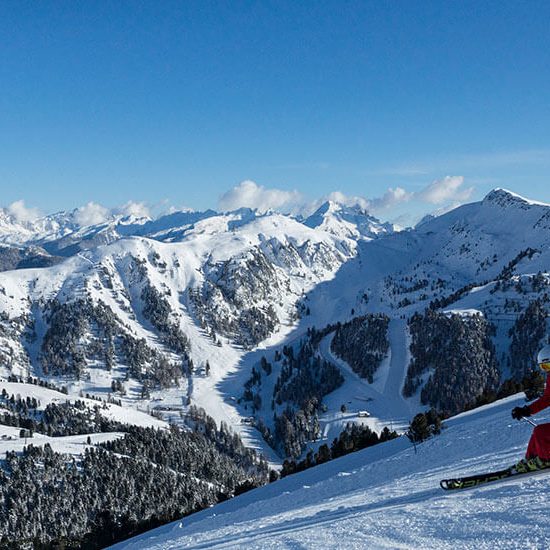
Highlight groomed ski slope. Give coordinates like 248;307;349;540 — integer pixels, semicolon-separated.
112;394;550;550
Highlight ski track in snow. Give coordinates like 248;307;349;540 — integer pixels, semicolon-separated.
111;395;550;550
315;317;419;446
384;318;418;420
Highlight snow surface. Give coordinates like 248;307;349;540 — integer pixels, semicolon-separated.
0;380;166;458
314;319;417;445
0;204;374;461
112;394;550;549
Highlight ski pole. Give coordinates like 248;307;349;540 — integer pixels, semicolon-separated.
523;417;538;427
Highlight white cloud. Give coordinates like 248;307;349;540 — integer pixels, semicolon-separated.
117;201;151;219
307;187;412;215
40;174;474;232
417;175;473;205
74;202;111;226
302;176;473;226
165;205;194;215
73;200;151;227
218;180;302;213
324;191;370;210
6;200;41;223
369;187;413;210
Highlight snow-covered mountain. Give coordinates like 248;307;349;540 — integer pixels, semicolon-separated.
0;207;83;245
0;188;549;457
0;204;378;456
2;200;393;255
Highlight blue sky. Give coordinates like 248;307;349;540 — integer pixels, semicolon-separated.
1;1;550;222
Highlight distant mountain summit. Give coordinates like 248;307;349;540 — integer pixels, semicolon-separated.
304;200;394;240
124;209;217;240
482;187;550;208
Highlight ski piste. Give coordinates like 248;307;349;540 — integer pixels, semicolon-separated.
440;461;550;490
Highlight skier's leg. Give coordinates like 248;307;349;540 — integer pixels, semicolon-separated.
526;423;550;460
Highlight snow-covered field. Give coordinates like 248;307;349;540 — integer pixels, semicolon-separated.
112;394;550;549
0;381;167;429
315;322;416;445
0;425;125;457
0;381;166;457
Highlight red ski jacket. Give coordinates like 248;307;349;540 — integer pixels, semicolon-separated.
528;374;550;415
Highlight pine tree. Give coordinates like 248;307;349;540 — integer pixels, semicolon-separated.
408;413;430;442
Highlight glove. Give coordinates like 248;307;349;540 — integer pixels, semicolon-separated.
511;405;532;420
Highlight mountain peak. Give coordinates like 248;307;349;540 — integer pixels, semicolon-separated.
308;199;371;219
304;200;392;240
483;188;550;208
311;200;344;216
415;213;436;228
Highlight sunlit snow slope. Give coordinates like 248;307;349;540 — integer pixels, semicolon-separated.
112;394;550;550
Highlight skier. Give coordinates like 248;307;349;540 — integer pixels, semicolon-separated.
441;344;550;490
511;343;550;471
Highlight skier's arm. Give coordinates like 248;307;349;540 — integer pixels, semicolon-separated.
528;375;550;415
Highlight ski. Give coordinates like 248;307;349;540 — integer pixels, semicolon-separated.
440;461;550;490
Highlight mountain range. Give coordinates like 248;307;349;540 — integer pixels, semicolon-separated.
0;187;549;548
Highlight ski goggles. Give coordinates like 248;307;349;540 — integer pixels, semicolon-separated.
539;362;550;373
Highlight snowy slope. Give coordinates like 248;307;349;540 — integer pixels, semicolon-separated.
292;188;550;360
0;380;167;459
3;188;550;547
0;208;85;246
112;393;550;550
0;202;391;251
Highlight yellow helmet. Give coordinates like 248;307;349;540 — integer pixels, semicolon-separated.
538;344;550;372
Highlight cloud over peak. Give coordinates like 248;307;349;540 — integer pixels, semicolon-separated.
323;191;369;211
5;200;41;224
74;202;111;226
216;176;473;224
73;201;151;227
116;201;151;219
369;187;413;210
1;175;475;232
418;176;473;205
218;180;302;213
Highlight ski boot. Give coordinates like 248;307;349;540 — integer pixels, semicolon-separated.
511;456;550;474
